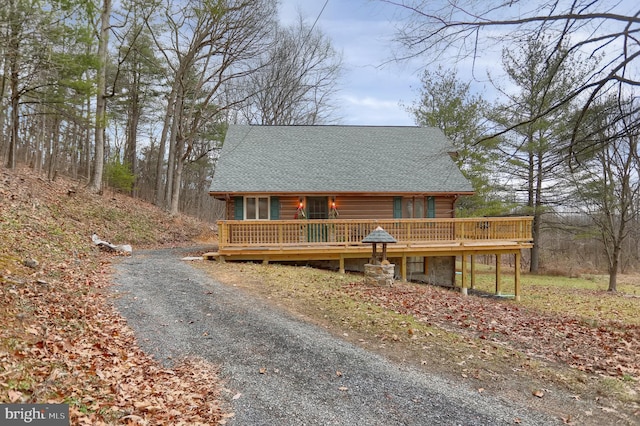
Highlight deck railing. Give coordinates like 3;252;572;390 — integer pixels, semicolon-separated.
217;217;533;249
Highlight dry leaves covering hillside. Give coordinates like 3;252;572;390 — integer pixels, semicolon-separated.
0;168;224;425
343;282;640;381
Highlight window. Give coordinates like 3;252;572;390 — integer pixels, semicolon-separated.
306;196;328;219
245;196;270;220
403;198;414;218
415;198;424;218
403;196;434;218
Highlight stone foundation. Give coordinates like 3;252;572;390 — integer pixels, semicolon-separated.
364;263;395;286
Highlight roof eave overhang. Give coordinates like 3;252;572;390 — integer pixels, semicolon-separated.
209;190;475;200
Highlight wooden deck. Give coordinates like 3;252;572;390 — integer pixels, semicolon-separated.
204;217;533;300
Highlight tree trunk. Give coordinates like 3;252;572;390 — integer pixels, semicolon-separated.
88;0;112;193
526;141;537;272
83;96;92;182
125;56;140;194
125;91;139;196
47;117;60;180
169;145;184;215
6;0;19;169
164;87;183;210
530;150;544;273
154;86;176;206
70;119;79;179
169;133;194;216
125;95;139;173
530;214;541;273
33;114;44;173
0;51;9;160
608;249;619;292
7;72;18;169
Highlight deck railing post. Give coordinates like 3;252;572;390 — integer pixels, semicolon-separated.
219;222;227;249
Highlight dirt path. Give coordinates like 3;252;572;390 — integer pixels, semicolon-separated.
112;248;558;425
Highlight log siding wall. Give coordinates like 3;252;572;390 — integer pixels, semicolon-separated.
226;195;458;220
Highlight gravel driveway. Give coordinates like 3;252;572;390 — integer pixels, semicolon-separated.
112;248;557;425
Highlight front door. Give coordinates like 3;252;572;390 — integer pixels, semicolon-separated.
306;197;328;219
306;197;328;242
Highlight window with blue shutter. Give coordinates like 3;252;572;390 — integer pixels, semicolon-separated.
234;197;243;220
270;197;280;220
427;196;436;218
393;197;402;218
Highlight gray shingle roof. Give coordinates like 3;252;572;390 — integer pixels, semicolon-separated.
362;226;398;243
209;125;474;194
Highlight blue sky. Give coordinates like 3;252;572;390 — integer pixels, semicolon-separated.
279;0;420;126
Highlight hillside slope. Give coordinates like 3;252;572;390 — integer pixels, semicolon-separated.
0;167;224;424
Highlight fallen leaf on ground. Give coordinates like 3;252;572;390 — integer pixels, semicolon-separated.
8;390;23;402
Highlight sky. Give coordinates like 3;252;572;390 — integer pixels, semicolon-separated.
279;0;639;128
278;0;421;126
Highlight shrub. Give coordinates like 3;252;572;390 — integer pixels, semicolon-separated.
105;159;135;193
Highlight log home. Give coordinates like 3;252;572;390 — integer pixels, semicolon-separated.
207;125;533;299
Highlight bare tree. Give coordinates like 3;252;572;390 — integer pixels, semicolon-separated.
568;98;640;291
4;0;20;169
383;0;640;152
239;14;342;125
88;0;113;193
0;12;7;158
109;7;164;196
148;0;277;214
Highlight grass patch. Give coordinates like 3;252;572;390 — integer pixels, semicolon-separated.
457;264;640;326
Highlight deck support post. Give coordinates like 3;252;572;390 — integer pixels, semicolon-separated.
263;258;269;265
470;255;476;289
495;254;502;296
339;255;345;274
401;254;407;281
515;251;521;301
219;256;226;264
461;254;468;296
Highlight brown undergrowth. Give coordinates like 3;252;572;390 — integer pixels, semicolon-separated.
0;167;224;425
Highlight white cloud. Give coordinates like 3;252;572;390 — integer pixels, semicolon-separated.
342;95;398;109
339;95;413;126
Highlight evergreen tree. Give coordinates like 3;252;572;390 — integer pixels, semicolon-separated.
408;67;505;216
